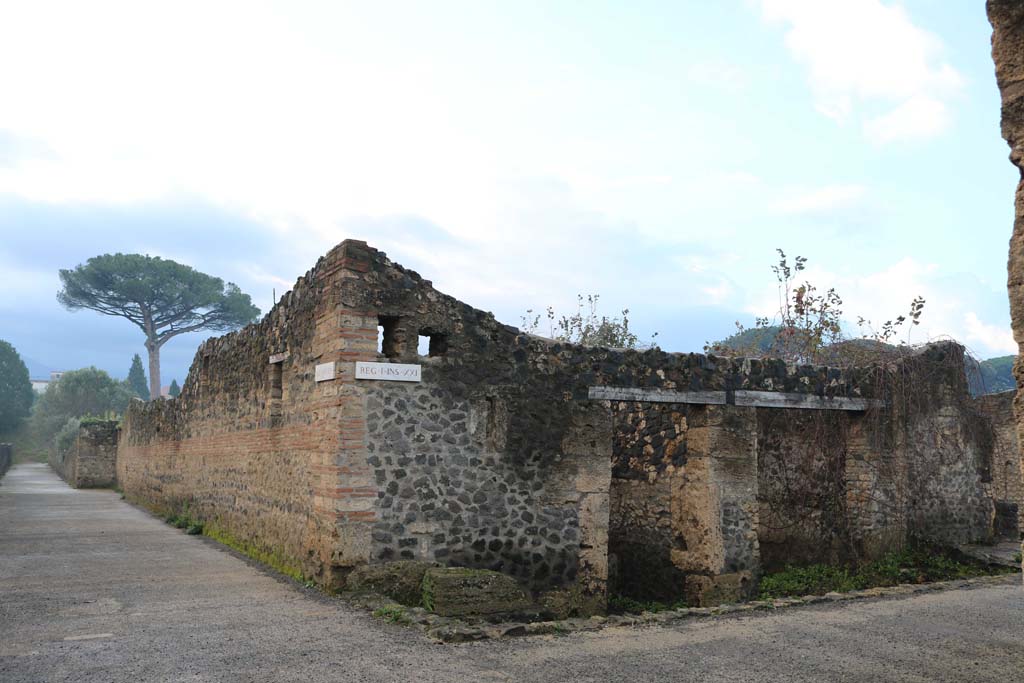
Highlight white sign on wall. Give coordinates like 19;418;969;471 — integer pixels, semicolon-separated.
314;362;336;382
355;362;422;382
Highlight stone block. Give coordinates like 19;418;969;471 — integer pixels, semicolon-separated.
685;571;753;607
346;560;439;605
421;567;532;617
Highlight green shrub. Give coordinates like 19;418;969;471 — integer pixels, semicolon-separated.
759;545;1018;599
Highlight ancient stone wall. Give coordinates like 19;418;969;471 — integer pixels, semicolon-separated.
760;345;995;568
50;421;119;488
975;391;1023;536
118;242;367;586
117;239;1002;610
71;421;118;488
988;0;1024;571
899;351;995;548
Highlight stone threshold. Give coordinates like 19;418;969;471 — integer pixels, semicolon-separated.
346;572;1022;643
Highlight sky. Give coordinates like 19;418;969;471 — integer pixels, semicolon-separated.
0;0;1018;385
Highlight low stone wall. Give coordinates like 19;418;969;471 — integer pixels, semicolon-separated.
51;421;119;488
0;443;11;479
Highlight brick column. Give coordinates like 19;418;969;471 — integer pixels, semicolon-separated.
309;240;382;587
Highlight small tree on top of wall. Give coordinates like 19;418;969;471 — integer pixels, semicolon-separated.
522;294;659;350
705;250;925;366
703;250;956;564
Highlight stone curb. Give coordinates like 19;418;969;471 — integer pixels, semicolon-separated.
345;572;1021;644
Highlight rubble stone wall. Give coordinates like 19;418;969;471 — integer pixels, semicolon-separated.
118;243;364;586
117;239;1001;609
70;421;118;488
976;391;1023;536
759;345;995;570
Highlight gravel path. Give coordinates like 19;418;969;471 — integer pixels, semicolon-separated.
2;463;1022;683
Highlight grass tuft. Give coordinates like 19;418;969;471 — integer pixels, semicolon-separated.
372;605;411;624
608;594;686;615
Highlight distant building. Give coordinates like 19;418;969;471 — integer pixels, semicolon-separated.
31;371;66;394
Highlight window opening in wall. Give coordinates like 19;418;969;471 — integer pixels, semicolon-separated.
378;316;399;359
418;329;448;357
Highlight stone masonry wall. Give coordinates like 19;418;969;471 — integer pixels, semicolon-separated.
118;243;369;587
118;238;1001;610
68;421;118;488
975;391;1023;536
338;242;899;607
988;0;1024;572
759;345;995;568
0;443;11;479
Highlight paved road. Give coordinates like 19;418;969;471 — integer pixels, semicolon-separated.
2;463;1022;683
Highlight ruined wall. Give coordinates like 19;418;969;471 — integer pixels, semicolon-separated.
989;0;1024;571
62;421;119;488
976;391;1023;536
900;358;995;548
117;239;1001;610
759;345;995;568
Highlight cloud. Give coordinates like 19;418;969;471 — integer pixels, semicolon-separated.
771;184;867;215
863;95;951;145
756;0;962;143
686;61;749;92
964;312;1016;356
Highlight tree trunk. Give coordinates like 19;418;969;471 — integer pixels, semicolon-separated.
146;338;161;400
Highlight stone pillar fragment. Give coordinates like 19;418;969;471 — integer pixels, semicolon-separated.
674;405;759;606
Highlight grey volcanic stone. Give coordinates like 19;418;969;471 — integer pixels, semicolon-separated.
422;567;532;617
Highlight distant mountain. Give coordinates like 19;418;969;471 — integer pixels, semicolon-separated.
19;354;54;380
967;355;1015;396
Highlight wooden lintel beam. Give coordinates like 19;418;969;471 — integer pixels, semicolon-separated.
587;386;883;411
